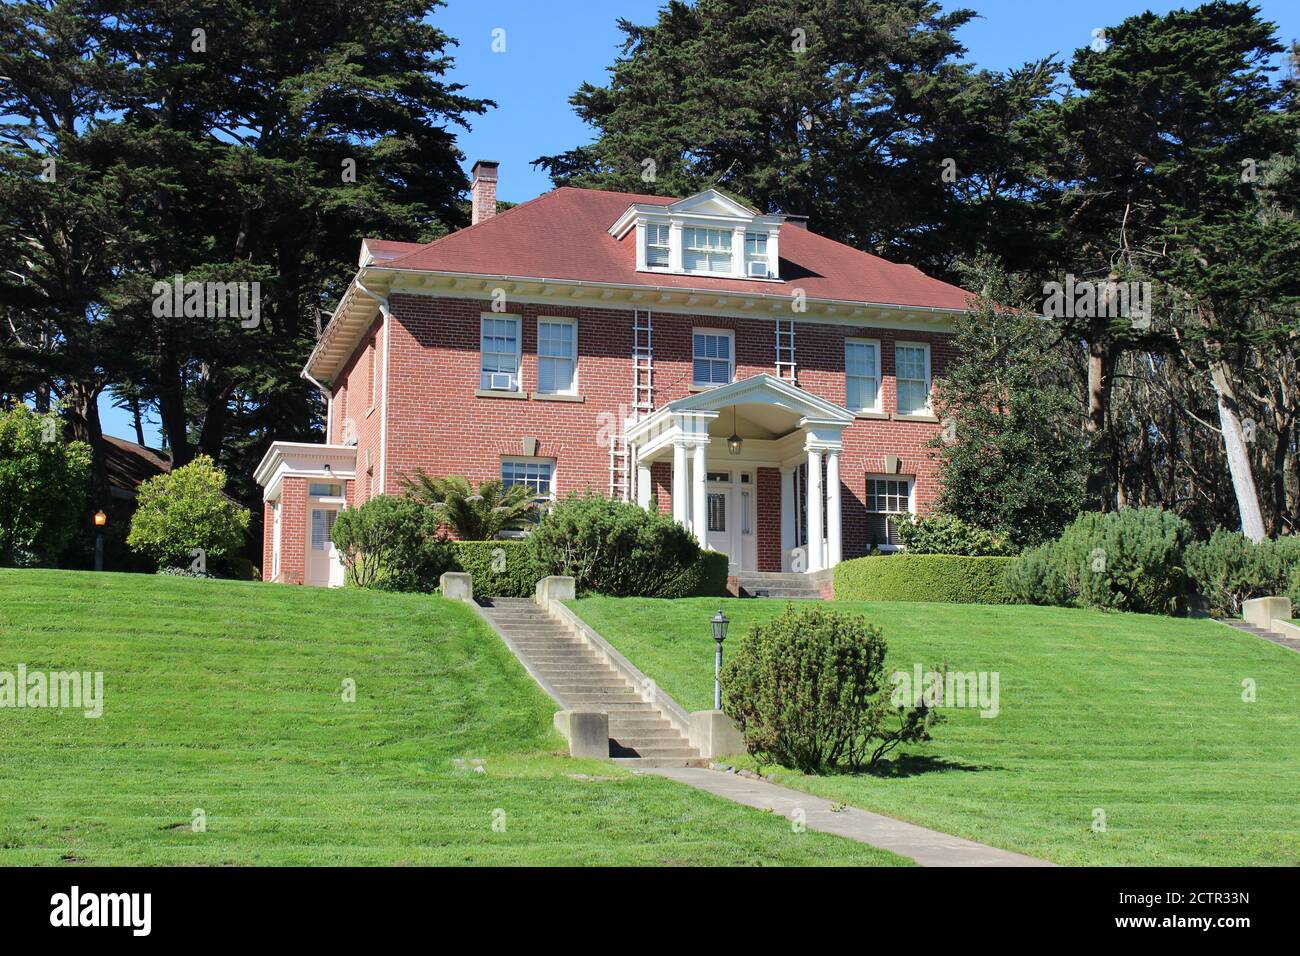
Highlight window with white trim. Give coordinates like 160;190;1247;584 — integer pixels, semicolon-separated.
645;223;670;269
683;227;732;274
895;343;932;415
367;340;377;407
865;477;912;548
501;458;554;502
744;233;768;276
537;318;577;395
693;330;734;387
845;339;880;412
480;315;521;391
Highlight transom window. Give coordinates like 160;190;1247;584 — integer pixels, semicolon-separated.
845;340;880;412
308;482;343;497
537;318;577;395
895;343;932;415
683;227;733;274
501;459;554;501
645;223;670;269
865;477;912;548
693;330;734;387
480;315;521;391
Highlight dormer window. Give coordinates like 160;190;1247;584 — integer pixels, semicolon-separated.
613;188;784;281
646;223;670;268
683;228;733;274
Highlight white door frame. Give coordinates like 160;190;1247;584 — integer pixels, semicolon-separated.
307;501;344;587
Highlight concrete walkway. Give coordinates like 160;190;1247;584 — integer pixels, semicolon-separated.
643;766;1054;867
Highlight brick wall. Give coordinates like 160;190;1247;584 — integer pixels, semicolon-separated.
340;293;949;563
328;317;385;508
273;476;307;585
756;467;781;571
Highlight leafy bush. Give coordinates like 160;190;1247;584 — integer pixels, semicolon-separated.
1005;507;1191;614
400;472;536;538
127;455;249;570
451;540;544;597
331;495;454;592
657;550;730;598
1185;531;1300;616
525;493;700;596
834;554;1016;604
896;513;1017;556
0;405;91;565
721;605;940;771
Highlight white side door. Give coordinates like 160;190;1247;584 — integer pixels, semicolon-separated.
308;507;341;587
705;487;735;570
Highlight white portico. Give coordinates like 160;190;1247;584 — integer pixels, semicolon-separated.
622;374;854;574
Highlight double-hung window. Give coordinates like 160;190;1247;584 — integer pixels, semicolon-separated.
693;330;734;387
480;315;521;391
744;233;768;276
645;223;670;269
537;318;577;395
865;477;912;548
683;227;732;274
845;339;880;412
501;459;555;519
895;343;932;415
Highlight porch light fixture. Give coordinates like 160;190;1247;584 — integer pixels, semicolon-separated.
93;511;107;527
727;406;742;456
711;609;730;710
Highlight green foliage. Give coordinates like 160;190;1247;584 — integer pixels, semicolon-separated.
656;550;730;598
0;405;91;565
895;513;1017;556
330;495;453;593
525;493;700;597
721;605;940;772
401;472;537;539
1186;531;1300;616
834;554;1016;605
932;261;1087;548
450;540;544;598
1005;507;1191;615
126;455;249;571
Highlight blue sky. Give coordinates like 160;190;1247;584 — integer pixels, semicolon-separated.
99;0;1300;445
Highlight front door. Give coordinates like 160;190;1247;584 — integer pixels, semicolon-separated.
705;487;732;564
704;471;755;572
308;506;342;587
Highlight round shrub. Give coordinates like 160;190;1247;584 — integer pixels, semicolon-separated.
834;554;1016;604
1006;507;1191;614
331;495;454;592
721;604;940;771
896;513;1017;556
127;455;249;571
525;493;700;597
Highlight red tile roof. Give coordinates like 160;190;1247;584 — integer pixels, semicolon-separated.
380;187;973;311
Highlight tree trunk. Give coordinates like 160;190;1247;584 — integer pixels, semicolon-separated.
1084;339;1116;508
1209;360;1266;542
63;379;109;503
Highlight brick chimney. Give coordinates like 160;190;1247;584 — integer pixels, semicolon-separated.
470;160;499;226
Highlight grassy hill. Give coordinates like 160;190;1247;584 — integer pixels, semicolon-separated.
0;570;904;866
571;596;1300;866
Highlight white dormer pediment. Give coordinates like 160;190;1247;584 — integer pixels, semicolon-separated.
610;189;785;281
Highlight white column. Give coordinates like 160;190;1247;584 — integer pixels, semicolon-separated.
806;447;823;573
637;462;652;509
692;441;709;544
826;449;842;568
780;466;795;570
672;441;688;526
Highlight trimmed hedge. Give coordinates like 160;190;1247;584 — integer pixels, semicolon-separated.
451;540;544;597
834;554;1016;604
658;550;730;598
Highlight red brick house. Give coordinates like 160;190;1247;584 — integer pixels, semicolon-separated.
255;161;973;586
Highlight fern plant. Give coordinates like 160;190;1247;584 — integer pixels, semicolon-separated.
400;472;537;540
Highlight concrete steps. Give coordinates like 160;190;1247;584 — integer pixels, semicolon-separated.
735;571;823;600
478;598;703;766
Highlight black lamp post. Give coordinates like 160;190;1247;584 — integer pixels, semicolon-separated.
711;609;730;710
93;510;107;572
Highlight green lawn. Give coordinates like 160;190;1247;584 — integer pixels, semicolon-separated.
0;570;905;866
570;596;1300;866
